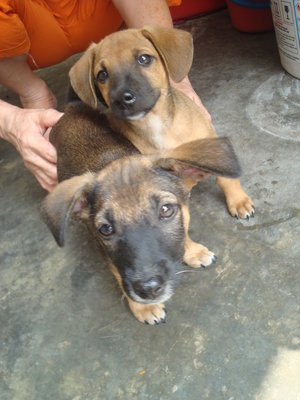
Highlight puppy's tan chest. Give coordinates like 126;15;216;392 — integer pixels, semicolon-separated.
143;114;193;152
146;115;169;150
118;115;177;154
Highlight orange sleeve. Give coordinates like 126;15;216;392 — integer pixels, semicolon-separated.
167;0;182;5
0;0;182;68
0;1;30;59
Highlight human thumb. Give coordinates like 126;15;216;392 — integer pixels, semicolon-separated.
38;109;64;129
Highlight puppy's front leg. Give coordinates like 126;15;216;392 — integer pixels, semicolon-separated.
108;261;166;324
127;298;166;325
182;205;216;268
217;177;255;219
184;237;216;268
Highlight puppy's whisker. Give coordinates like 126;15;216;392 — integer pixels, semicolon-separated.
120;294;126;304
175;269;198;275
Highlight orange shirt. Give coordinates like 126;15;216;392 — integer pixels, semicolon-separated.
0;0;181;69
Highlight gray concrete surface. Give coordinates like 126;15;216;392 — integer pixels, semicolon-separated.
1;10;299;400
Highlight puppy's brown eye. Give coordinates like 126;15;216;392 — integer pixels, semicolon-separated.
137;54;153;66
98;223;114;237
96;69;108;83
159;204;177;220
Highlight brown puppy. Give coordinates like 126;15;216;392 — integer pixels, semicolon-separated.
69;26;255;223
42;102;241;324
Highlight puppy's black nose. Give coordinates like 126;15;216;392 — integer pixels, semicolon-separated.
132;277;164;299
122;91;136;105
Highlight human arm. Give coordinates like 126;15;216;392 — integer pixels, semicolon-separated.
0;54;57;109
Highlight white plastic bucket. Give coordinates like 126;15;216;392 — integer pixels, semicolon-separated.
270;0;300;79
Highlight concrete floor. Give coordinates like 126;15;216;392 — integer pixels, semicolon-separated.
1;10;299;400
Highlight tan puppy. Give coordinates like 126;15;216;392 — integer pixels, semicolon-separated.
69;25;254;222
42;103;241;324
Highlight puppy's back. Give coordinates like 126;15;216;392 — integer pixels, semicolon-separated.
50;102;138;181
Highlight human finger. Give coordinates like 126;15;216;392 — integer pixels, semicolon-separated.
24;154;58;191
36;109;63;130
24;130;58;165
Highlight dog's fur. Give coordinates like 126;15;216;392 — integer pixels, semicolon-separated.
42;103;241;324
69;26;255;221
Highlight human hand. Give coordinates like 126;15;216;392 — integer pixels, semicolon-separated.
170;76;212;122
0;102;63;192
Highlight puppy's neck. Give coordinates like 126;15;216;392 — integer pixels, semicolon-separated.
109;86;176;155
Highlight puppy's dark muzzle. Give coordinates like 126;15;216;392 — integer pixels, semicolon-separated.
122;91;136;105
109;71;160;119
132;276;164;300
111;89;139;117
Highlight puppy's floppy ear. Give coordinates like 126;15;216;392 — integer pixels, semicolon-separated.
154;138;241;185
69;43;98;108
41;173;94;247
141;26;193;82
